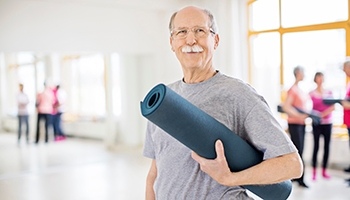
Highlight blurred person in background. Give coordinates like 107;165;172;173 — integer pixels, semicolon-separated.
17;83;30;143
339;60;350;185
309;72;334;180
35;81;55;144
282;66;310;188
53;84;67;141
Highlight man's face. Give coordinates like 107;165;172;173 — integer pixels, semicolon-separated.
170;7;219;70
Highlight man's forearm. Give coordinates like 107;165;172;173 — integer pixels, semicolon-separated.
223;152;302;187
145;179;155;200
145;160;157;200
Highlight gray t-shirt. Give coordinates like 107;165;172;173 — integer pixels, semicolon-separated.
143;72;297;200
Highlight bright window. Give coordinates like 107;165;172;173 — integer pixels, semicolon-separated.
17;64;36;114
250;0;280;31
248;0;349;130
282;29;346;94
63;54;106;120
281;0;348;28
6;52;38;116
282;29;346;125
251;32;281;109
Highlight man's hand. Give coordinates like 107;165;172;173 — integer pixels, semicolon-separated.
191;140;234;186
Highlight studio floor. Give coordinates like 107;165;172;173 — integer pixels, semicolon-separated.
0;132;349;200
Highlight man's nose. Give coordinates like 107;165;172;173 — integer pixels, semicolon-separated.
185;31;197;45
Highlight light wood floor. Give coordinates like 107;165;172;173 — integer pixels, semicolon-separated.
0;132;349;200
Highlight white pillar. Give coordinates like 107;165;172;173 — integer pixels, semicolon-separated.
50;53;61;85
118;54;144;146
104;54;117;148
0;52;5;131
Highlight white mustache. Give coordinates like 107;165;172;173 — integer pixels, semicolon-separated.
181;45;204;53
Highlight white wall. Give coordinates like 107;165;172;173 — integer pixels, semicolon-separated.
0;0;249;146
0;0;168;53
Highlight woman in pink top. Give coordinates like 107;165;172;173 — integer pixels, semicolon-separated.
309;72;334;181
35;83;55;144
283;66;310;188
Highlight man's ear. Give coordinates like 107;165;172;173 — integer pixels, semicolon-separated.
214;34;220;50
170;37;175;52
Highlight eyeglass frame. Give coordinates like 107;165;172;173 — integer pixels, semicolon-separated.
170;26;216;39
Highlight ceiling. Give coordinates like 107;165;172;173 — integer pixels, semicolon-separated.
15;0;199;11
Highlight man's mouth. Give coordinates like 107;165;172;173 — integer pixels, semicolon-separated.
182;45;204;53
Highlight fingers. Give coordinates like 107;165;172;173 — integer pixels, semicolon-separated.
191;140;225;164
191;151;201;163
215;140;226;161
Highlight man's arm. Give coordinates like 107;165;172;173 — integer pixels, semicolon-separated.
146;159;157;200
191;140;303;186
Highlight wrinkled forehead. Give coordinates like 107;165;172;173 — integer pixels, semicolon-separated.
173;8;210;29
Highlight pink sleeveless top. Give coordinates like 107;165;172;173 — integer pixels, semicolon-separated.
309;89;333;124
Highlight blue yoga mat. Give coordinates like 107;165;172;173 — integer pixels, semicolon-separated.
140;83;292;200
277;105;321;125
322;98;347;105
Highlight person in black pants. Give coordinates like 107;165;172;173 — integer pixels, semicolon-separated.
311;125;332;179
283;66;310;188
35;113;52;143
35;82;55;144
288;124;307;186
309;72;334;180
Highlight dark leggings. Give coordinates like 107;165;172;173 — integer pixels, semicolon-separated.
288;124;306;182
312;124;332;169
35;113;52;143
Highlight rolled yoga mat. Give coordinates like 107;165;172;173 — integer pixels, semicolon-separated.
277;105;321;125
141;83;292;200
322;99;345;105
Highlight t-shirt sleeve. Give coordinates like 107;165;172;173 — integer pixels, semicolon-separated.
142;121;156;159
243;99;297;160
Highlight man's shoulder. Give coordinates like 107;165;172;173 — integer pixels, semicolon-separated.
217;73;247;86
215;73;258;94
166;80;182;89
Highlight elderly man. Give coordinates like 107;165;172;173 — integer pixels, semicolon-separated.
143;6;302;199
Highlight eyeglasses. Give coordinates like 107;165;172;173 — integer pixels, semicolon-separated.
171;27;215;40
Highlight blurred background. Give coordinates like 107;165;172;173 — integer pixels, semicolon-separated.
0;0;350;199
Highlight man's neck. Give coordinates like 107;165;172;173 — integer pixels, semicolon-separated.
182;66;217;84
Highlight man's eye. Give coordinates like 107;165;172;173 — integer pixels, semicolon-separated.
177;30;187;35
196;28;205;33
